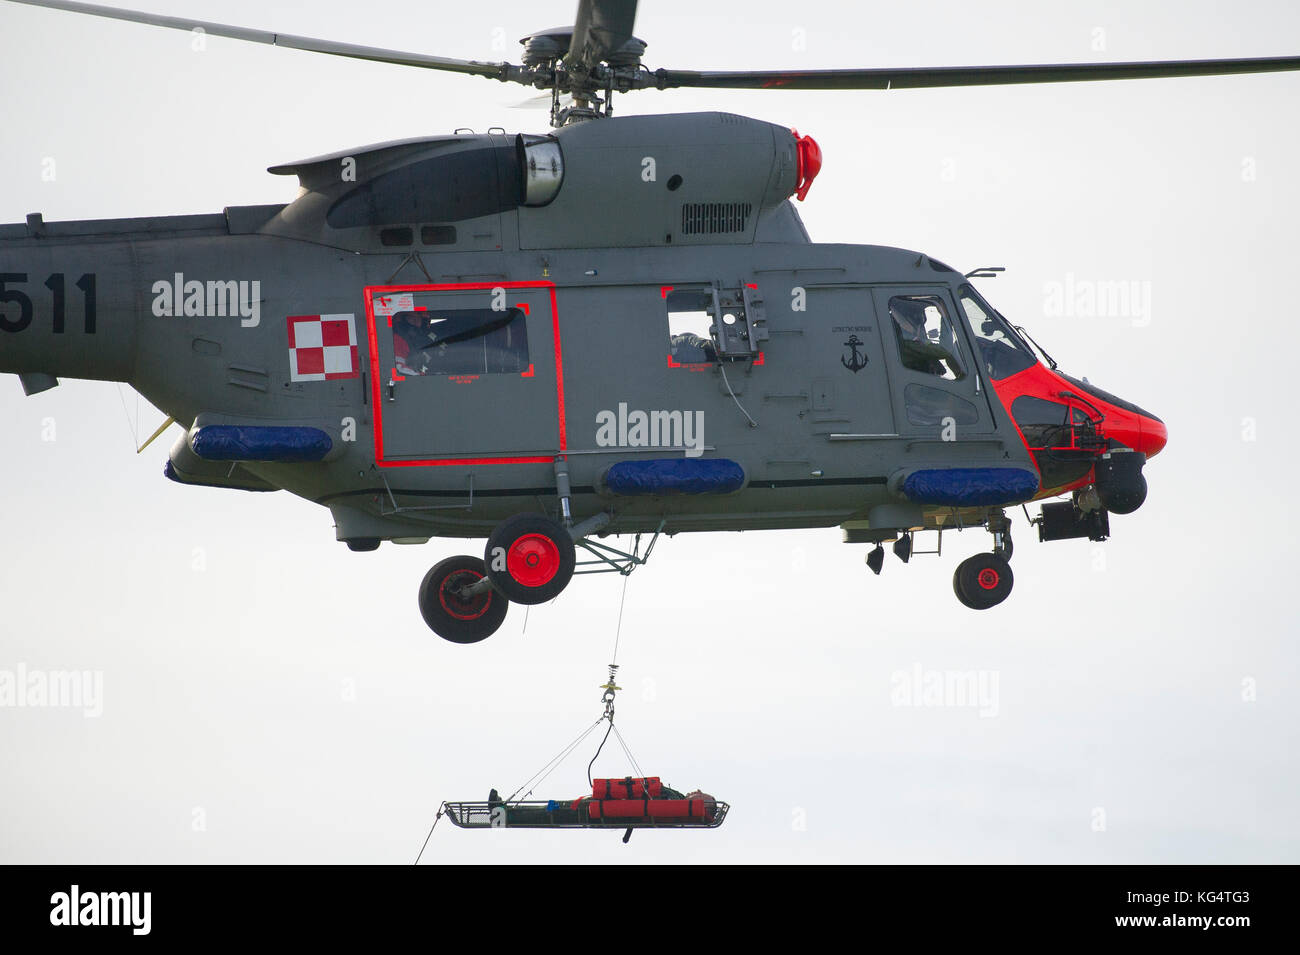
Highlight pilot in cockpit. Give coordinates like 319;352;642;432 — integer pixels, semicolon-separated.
893;300;952;377
394;312;431;376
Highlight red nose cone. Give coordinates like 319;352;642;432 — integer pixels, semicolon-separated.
1139;416;1168;459
791;130;822;201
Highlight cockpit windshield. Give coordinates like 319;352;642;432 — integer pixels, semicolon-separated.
958;285;1038;381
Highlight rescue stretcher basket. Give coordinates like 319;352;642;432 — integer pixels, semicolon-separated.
441;798;730;830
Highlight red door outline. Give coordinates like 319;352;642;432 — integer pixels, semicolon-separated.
364;281;566;467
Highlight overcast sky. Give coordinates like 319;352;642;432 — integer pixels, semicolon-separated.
1;0;1298;864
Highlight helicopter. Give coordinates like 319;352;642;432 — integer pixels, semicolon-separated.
2;0;1296;644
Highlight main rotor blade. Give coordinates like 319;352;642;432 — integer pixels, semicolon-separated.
566;0;638;73
7;0;520;81
649;55;1300;91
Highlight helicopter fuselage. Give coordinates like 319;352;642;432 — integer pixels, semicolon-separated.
0;112;1164;557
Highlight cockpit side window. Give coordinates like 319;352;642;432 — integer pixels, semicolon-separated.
1010;394;1097;488
958;286;1037;381
888;295;966;381
1010;395;1071;447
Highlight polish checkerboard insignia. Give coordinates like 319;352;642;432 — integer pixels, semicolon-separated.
288;314;358;381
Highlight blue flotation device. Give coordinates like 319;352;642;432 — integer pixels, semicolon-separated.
901;467;1039;507
604;458;746;496
191;425;333;462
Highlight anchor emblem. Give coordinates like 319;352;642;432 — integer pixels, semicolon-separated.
841;335;869;373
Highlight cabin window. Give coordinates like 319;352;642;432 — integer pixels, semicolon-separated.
380;227;413;247
888;295;966;381
957;286;1037;380
421;225;457;245
664;288;718;366
391;307;529;377
663;286;761;365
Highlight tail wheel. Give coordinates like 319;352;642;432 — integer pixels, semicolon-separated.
485;513;576;605
418;555;508;644
953;553;1014;610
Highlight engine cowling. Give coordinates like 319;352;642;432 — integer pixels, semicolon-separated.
516;112;802;249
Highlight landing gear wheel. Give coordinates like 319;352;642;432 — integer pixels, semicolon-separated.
953;567;970;603
418;555;508;644
485;513;576;605
953;553;1014;610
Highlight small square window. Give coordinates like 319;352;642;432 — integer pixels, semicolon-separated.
665;289;717;365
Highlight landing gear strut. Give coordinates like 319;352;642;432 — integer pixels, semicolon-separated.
988;510;1013;561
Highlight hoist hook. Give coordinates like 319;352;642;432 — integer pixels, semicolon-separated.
599;664;621;721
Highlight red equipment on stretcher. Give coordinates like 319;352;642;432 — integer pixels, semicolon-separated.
592;775;662;799
584;776;715;822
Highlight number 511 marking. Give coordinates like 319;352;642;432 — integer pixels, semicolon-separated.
0;272;97;334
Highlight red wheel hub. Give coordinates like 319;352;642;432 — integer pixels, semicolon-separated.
439;569;491;620
507;533;561;589
977;568;1000;590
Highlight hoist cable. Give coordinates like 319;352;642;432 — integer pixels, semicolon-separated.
504;554;646;807
114;383;139;447
412;806;444;866
520;721;604;801
610;572;630;666
509;718;603;803
587;718;615;787
611;722;646;780
614;729;638;776
507;717;604;804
